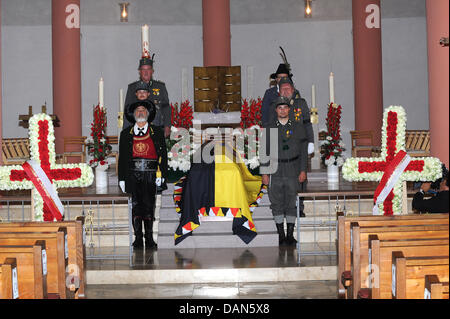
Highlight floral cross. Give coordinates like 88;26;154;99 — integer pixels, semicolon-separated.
342;106;441;215
0;114;94;221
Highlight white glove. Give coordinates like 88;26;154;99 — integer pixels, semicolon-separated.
308;143;315;155
119;181;125;193
156;177;165;187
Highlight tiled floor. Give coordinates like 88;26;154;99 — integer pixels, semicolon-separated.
85;280;337;299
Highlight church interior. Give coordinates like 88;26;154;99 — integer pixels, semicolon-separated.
0;0;449;303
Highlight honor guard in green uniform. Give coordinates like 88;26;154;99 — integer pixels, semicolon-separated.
261;96;308;246
124;57;172;138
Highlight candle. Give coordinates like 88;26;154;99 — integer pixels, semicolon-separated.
142;24;150;58
329;72;335;104
312;84;316;108
119;89;124;113
99;77;104;108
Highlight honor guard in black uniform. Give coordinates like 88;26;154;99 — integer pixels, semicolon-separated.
261;96;308;246
118;100;168;249
124;57;172;138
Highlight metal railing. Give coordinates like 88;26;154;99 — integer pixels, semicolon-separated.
0;195;133;267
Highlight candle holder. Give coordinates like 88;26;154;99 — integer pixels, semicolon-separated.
118;112;124;131
310;107;319;124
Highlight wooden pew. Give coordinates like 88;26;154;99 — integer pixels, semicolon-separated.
0;217;86;298
393;252;449;299
0;228;71;299
0;241;46;299
369;237;449;299
425;275;450;299
0;258;19;299
337;214;449;297
351;223;449;299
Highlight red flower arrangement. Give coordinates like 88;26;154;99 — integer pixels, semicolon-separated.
240;98;262;129
171;100;193;129
320;103;345;166
86;105;111;168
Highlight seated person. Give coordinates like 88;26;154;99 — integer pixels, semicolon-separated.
412;165;449;214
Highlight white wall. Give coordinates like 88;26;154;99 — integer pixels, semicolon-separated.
1;16;430;160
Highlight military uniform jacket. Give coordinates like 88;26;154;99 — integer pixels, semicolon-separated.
124;79;171;128
260;120;308;177
261;86;278;127
267;92;314;144
118;124;168;193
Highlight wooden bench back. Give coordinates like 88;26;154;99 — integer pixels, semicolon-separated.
1;138;30;164
0;241;46;299
405;130;430;156
393;253;449;299
0;218;85;298
371;238;449;299
0;258;18;299
0;228;69;299
425;275;450;299
338;214;449;294
350;224;449;299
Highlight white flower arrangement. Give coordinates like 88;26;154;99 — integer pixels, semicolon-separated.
342;105;443;215
0;113;94;220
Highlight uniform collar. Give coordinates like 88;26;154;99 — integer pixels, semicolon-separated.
134;122;149;135
276;119;292;127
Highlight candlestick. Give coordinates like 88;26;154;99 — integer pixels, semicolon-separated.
142;24;150;58
329;72;335;104
99;77;104;108
119;89;124;113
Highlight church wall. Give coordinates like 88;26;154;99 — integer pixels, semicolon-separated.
1;16;429;161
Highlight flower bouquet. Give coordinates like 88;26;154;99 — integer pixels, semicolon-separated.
320;103;345;167
86;105;112;173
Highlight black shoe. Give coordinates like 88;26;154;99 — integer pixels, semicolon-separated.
276;223;287;246
132;237;144;248
132;217;144;248
286;223;297;246
143;219;158;250
300;211;306;218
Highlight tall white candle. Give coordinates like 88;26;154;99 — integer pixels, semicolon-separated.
99;77;104;108
142;24;150;58
329;72;335;104
312;84;316;108
119;89;124;113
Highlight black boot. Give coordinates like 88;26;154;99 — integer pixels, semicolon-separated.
286;223;297;246
132;217;144;248
143;219;158;250
276;223;287;246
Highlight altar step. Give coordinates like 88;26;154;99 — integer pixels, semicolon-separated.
85;246;337;285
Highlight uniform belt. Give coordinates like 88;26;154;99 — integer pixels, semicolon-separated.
278;155;299;163
130;158;158;172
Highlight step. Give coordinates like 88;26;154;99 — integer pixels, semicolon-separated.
86;266;337;284
157;231;279;249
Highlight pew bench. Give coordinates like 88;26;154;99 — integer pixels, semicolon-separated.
393;252;449;299
1;138;30;165
368;237;449;299
337;214;449;298
0;258;19;299
0;228;71;299
0;217;86;298
425;275;450;299
350;224;449;299
0;241;46;299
